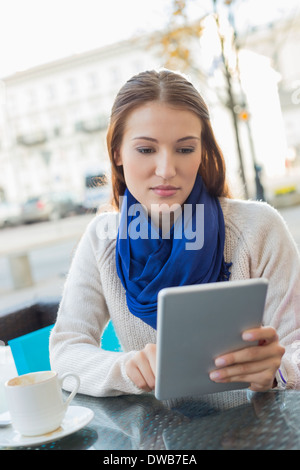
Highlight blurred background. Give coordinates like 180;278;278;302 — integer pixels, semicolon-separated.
0;0;299;310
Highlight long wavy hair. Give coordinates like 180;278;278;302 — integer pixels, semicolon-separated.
106;69;231;209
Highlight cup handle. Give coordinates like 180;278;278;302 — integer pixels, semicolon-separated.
59;372;80;409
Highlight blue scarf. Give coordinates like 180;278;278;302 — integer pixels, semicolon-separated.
115;174;232;330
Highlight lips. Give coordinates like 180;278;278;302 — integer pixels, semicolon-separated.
151;185;180;197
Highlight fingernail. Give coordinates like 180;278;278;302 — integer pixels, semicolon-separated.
215;357;226;367
243;332;254;341
210;371;221;380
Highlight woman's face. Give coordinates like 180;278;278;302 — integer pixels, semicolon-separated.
115;101;202;217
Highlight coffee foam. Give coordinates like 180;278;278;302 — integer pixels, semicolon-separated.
7;371;54;387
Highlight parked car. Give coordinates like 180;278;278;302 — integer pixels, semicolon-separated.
83;171;111;212
0;201;22;228
21;192;84;223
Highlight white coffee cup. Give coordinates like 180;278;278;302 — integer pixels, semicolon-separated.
5;370;80;436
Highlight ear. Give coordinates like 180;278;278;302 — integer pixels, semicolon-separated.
114;149;122;166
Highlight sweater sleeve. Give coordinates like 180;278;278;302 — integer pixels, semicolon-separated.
49;217;144;397
248;203;300;389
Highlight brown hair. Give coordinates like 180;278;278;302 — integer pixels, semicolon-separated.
106;69;231;209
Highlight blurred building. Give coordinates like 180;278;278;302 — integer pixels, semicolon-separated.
240;13;300;197
0;37;159;206
0;12;299;206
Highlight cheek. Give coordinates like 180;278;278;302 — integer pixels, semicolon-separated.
184;158;201;179
123;159;142;180
124;155;153;178
122;160;151;195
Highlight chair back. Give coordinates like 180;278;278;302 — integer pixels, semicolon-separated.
8;320;122;375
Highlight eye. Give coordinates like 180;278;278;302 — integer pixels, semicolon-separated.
177;147;195;154
137;147;155;154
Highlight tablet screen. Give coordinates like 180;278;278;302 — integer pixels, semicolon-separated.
155;278;268;400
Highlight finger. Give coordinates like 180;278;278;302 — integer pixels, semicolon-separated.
126;363;153;392
210;356;278;382
137;363;156;391
242;326;278;344
125;354;155;391
210;367;275;390
144;343;157;376
135;350;156;390
214;342;284;369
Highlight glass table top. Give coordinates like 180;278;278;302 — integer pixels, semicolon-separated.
1;389;299;450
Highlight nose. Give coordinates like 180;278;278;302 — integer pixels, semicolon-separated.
155;150;177;180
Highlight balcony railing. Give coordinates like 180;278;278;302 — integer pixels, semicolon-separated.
16;131;47;147
75;115;108;133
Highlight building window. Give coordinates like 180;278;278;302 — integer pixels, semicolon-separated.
109;67;121;84
46;84;57;102
87;71;99;90
27;89;37;108
7;94;18;116
66;78;77;97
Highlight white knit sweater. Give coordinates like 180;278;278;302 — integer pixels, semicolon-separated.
49;198;300;396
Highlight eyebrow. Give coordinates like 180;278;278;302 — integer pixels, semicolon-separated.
132;136;201;142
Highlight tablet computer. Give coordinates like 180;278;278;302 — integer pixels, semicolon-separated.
155;278;268;400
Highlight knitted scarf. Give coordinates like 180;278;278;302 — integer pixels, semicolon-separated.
116;174;232;329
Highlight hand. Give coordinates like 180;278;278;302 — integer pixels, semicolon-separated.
209;326;285;392
125;343;156;392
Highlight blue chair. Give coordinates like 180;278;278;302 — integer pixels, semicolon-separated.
101;321;122;352
8;321;122;375
8;325;54;375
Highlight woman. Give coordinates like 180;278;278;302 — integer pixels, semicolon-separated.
49;69;300;397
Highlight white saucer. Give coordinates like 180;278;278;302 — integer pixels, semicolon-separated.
0;406;94;448
0;411;11;426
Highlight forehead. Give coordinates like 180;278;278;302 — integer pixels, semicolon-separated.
123;101;202;137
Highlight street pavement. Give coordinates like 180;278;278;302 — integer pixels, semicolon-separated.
0;204;299;312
